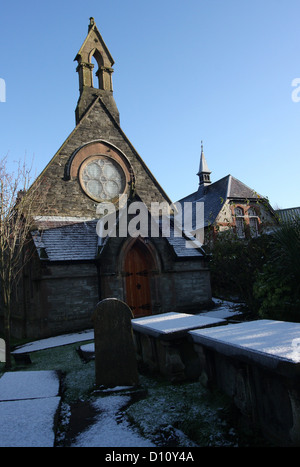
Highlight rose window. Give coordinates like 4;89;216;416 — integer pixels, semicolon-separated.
79;156;126;202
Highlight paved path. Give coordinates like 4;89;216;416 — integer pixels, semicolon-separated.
0;370;61;447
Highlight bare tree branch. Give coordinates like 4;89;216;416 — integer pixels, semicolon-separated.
0;156;49;368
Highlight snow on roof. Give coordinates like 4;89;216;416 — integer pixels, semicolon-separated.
189;319;300;369
32;217;205;262
132;312;225;339
32;220;99;261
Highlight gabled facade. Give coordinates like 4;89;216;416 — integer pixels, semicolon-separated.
178;145;278;242
8;19;212;340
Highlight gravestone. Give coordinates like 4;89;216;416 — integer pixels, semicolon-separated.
0;338;5;363
92;298;139;388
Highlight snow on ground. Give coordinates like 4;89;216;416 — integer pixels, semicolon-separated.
201;299;243;319
71;395;155;447
2;299;299;447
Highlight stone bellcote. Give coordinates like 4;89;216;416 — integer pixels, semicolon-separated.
74;18;120;125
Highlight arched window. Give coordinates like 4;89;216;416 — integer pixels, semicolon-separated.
235;207;244;216
89;49;104;89
91;55;98;88
234;207;245;238
248;207;259;237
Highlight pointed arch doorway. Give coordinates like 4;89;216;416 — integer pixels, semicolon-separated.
123;239;156;318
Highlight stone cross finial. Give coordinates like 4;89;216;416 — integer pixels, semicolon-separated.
89;17;95;30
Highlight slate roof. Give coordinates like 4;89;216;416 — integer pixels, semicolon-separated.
159;218;205;258
178;174;264;228
276;207;300;223
166;234;204;257
31;221;99;262
31;216;206;262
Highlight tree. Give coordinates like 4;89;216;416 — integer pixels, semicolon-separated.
254;216;300;321
208;217;300;322
0;157;47;369
207;229;271;314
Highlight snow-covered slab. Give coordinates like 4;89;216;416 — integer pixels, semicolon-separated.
0;370;60;401
12;329;94;354
79;342;95;355
189;319;300;370
132;312;225;339
0;396;61;447
80;342;95;353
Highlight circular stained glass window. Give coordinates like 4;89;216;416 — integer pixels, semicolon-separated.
79;156;126;202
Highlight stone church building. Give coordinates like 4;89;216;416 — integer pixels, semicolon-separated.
9;18;212;340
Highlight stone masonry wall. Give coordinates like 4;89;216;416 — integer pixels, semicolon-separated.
31;97;171;220
10;261;99;339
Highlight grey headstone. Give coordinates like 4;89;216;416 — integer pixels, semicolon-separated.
0;338;5;363
92;298;139;388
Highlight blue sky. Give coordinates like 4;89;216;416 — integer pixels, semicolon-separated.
0;0;299;209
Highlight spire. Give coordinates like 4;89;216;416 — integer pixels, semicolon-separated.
197;141;211;186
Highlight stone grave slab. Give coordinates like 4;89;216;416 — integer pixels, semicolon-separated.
132;312;225;339
132;312;226;381
0;370;60;401
0;370;61;447
189;319;300;372
188;319;300;446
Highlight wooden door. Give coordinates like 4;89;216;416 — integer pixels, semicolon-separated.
124;241;153;318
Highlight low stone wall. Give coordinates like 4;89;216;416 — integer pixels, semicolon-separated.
189;320;300;447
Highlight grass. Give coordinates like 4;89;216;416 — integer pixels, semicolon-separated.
0;341;271;447
126;374;239;447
